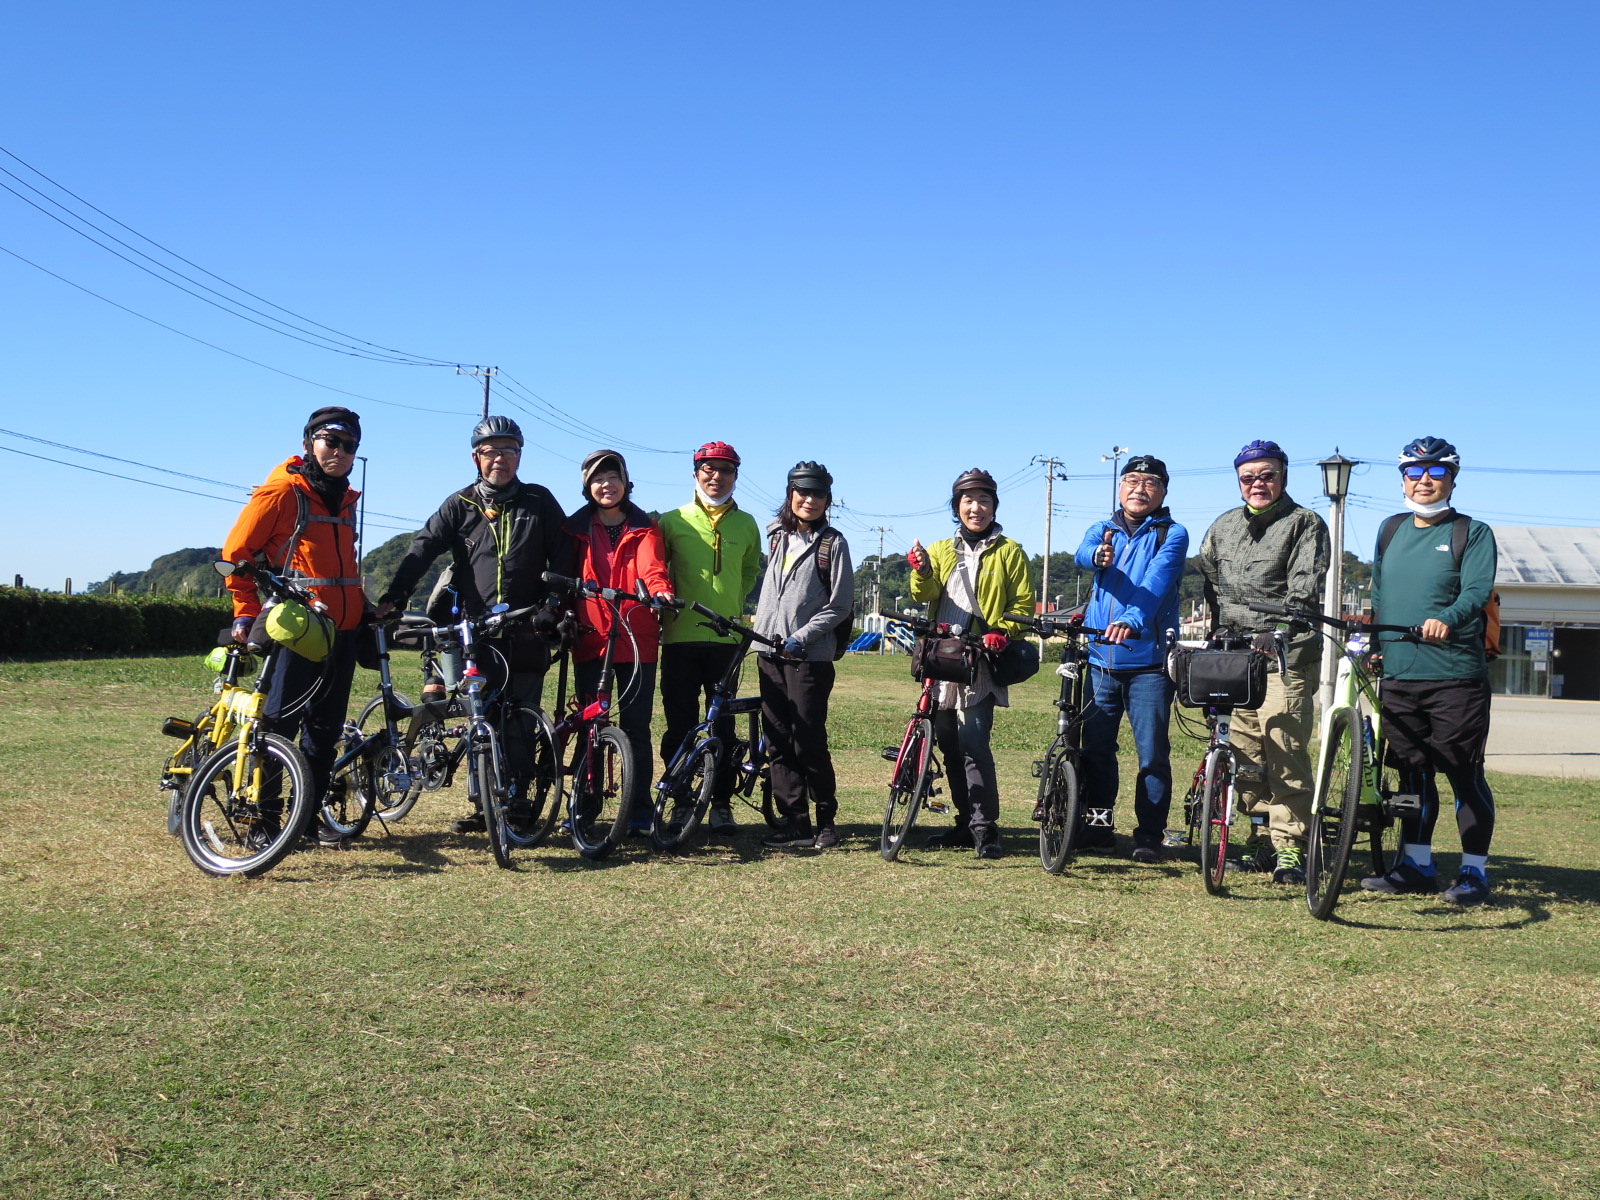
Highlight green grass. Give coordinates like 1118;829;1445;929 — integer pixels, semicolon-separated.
2;652;1598;1199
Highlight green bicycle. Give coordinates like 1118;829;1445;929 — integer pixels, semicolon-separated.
1247;602;1424;920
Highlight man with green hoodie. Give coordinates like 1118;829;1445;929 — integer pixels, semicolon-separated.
1197;440;1329;885
658;441;763;834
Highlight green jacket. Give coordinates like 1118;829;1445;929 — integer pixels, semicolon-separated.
659;498;762;644
909;533;1034;637
1197;497;1329;671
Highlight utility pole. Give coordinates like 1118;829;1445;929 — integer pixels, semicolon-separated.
1100;446;1129;513
1031;455;1067;615
870;525;892;654
457;364;499;420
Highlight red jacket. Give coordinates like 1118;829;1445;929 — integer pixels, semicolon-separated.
563;503;672;664
222;457;367;631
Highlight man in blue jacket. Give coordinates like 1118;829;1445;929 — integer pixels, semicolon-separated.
1073;455;1188;863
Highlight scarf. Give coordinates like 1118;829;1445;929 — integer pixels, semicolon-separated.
475;477;522;519
296;455;349;514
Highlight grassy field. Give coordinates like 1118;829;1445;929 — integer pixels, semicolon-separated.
2;650;1597;1199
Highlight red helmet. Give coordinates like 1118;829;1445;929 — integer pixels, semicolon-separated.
694;441;741;467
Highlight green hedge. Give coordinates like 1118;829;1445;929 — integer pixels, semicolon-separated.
0;589;233;655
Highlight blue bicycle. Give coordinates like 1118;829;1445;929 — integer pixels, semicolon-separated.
650;602;782;851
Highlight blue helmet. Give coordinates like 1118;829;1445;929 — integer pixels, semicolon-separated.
1398;436;1460;474
1233;439;1287;469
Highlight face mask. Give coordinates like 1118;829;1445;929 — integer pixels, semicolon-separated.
1405;496;1453;517
696;484;732;509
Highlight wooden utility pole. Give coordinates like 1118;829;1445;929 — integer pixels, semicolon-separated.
1031;455;1067;615
457;365;499;420
870;525;892;653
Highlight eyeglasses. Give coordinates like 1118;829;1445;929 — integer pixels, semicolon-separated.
1402;465;1451;480
1237;471;1280;486
314;433;358;454
1120;475;1163;492
697;462;735;476
476;446;521;460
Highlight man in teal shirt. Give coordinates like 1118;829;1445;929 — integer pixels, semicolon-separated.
1361;437;1498;907
658;441;762;833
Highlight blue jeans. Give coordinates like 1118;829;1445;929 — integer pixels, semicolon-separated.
1080;666;1174;844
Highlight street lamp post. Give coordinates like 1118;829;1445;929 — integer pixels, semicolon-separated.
1318;450;1357;713
1100;446;1129;513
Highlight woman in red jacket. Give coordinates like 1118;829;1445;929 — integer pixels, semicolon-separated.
564;450;674;831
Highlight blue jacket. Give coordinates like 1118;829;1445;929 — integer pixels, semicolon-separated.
1074;509;1188;670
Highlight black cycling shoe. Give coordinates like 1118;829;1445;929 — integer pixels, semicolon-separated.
925;827;975;850
451;812;486;834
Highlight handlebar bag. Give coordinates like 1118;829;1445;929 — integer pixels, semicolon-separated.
912;634;979;684
1168;647;1268;711
989;637;1041;687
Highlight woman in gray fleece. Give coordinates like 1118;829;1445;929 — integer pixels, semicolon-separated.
753;461;855;850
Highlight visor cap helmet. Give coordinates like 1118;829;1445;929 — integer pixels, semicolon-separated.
471;415;524;449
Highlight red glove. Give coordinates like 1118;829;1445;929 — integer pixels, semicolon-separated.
906;543;928;572
982;632;1008;653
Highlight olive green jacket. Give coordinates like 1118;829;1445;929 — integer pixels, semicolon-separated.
909;533;1034;637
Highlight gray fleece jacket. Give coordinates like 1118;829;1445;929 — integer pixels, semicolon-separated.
1197;496;1330;671
753;522;855;662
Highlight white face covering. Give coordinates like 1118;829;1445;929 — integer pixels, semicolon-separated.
696;483;732;509
1405;495;1453;517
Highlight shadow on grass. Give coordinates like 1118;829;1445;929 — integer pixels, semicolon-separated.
1320;855;1598;931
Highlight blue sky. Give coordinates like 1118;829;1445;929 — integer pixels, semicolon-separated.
3;2;1596;588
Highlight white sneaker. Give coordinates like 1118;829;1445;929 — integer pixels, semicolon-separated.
708;805;738;834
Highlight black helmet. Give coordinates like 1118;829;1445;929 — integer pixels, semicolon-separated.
472;415;524;449
1398;436;1460;474
950;467;998;499
787;461;833;492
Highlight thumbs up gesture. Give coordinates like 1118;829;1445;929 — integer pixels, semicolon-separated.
1093;527;1115;569
907;539;930;575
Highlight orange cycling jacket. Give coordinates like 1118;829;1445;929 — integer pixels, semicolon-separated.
222;456;367;631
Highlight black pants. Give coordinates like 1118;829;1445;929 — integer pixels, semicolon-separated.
260;631;358;830
757;656;838;831
577;658;656;813
660;641;742;803
933;698;999;834
1381;676;1496;856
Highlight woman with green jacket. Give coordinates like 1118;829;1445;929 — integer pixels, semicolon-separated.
907;468;1035;859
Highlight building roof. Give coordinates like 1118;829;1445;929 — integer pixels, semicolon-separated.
1493;525;1600;588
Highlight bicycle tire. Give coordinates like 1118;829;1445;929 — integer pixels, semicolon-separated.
569;725;635;861
880;717;933;862
350;692;430;824
322;736;377;840
1197;747;1233;895
1038;747;1082;875
474;737;515;870
1368;736;1403;876
162;716;211;837
180;733;313;877
1306;706;1363;920
651;741;718;852
498;706;561;851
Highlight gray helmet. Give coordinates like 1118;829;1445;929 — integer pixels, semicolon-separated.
787;460;833;492
471;415;524;449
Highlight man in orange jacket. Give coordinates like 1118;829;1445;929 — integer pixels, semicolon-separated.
221;405;371;844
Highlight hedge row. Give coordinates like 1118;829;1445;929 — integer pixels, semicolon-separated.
0;588;233;655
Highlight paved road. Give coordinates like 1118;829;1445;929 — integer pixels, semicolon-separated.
1485;696;1600;779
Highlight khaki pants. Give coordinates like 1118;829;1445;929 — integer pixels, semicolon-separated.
1229;665;1314;847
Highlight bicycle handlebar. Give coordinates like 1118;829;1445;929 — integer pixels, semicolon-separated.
1002;611;1136;641
218;559;322;612
542;570;678;610
689;601;782;649
1247;602;1422;639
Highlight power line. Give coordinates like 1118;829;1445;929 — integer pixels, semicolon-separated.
0;143;461;367
0;242;475;417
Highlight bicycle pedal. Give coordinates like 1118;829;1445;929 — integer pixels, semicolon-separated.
1384;793;1422;818
880;746;901;762
1030;760;1045;779
1085;808;1113;828
927;800;950;815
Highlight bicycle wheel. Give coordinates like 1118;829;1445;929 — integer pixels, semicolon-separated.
1307;707;1363;920
569;725;635;861
180;733;313;877
473;737;515;870
349;692;430;824
880;717;933;862
1038;746;1082;875
1196;747;1233;895
161;717;211;837
651;741;718;852
497;706;562;853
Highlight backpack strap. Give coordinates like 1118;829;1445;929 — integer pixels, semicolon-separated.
815;527;841;590
1449;511;1470;569
1375;512;1407;563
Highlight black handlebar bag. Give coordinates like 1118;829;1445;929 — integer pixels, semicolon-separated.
1168;647;1269;711
912;635;979;684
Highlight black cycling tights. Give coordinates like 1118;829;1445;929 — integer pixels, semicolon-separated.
1397;766;1496;856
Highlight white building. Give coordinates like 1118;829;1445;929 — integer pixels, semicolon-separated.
1491;525;1600;700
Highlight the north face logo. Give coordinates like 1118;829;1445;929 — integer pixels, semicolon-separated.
1435;543;1451;552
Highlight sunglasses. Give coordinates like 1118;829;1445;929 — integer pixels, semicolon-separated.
1402;465;1452;480
792;487;827;500
1237;471;1280;486
314;433;359;454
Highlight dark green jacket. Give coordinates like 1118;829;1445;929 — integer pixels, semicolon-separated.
1371;513;1497;681
1197;497;1329;671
